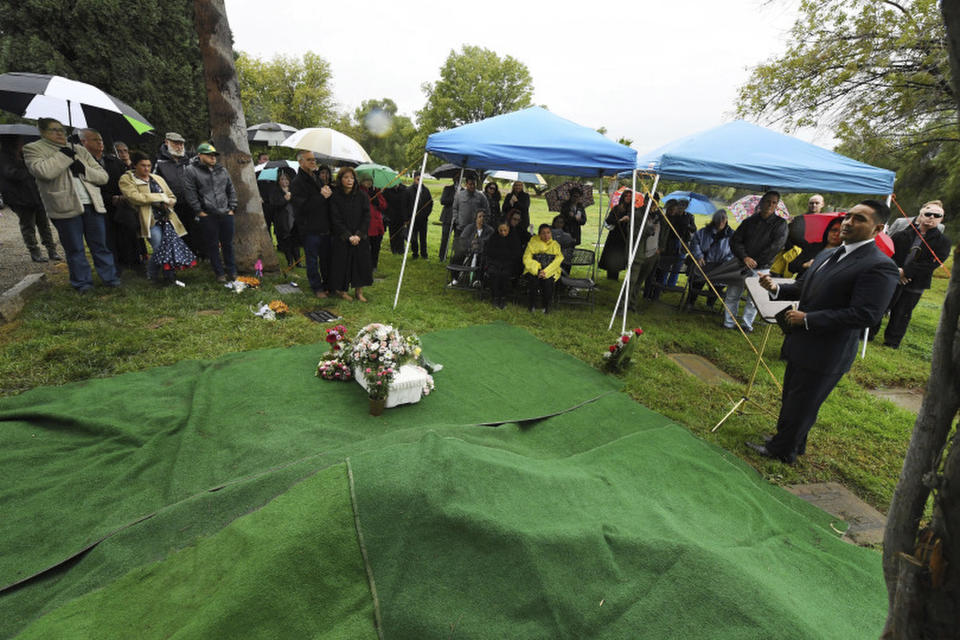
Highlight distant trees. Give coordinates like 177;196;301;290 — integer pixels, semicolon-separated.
234;52;337;129
0;0;209;146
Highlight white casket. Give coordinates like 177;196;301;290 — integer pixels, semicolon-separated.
354;363;429;408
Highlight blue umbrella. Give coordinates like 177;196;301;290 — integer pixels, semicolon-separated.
663;191;717;215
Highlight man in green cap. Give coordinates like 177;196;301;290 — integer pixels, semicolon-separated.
183;142;238;282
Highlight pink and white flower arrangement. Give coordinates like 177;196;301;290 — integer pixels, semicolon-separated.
316;323;428;401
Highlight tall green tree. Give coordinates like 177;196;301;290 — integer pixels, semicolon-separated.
736;0;958;218
235;51;336;129
737;0;953;145
411;45;534;162
0;0;208;148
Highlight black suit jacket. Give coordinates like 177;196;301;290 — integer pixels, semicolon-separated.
890;225;950;291
776;242;898;375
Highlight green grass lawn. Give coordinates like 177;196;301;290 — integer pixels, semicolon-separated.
0;178;946;515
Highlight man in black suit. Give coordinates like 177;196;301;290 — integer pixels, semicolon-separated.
748;200;899;463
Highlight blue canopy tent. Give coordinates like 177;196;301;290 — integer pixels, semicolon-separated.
634;119;895;193
394;107;638;307
611;120;896;333
425;106;637;177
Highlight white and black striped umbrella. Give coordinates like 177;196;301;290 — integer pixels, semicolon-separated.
247;122;298;146
0;73;153;137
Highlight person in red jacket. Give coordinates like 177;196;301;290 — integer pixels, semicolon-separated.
361;175;386;274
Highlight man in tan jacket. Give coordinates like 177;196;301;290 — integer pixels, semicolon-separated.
23;118;120;292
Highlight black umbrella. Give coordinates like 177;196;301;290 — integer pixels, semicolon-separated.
0;73;153;140
247;122;297;146
699;258;749;285
431;163;467;179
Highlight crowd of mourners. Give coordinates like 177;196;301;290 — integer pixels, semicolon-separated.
0;119;950;345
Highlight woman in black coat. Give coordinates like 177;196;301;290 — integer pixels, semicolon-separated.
264;169;300;267
501;181;530;231
558;186;587;245
598;190;638;280
483;182;502;225
484;222;522;308
329;167;373;302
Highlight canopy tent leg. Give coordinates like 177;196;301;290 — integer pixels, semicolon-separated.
393;151;430;309
608;173;659;331
620;170;638;334
591;172;604;283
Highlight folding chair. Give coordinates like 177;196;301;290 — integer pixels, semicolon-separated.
557;248;598;310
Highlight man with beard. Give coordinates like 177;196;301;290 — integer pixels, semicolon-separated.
155;132;202;258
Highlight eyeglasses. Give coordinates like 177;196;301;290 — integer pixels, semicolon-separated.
922;212;944;219
45;127;65;133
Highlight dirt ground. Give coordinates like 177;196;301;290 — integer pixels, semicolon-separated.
0;205;64;294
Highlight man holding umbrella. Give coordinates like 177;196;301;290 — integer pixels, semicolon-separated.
24;118;120;293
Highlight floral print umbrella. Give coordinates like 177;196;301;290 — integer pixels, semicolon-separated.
544;181;594;212
728;194;791;223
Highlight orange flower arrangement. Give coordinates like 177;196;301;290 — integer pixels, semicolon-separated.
268;300;289;316
236;276;260;287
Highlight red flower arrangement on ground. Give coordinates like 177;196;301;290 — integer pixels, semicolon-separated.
603;327;643;372
325;324;348;352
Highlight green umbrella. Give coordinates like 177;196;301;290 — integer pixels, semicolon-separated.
355;163;399;189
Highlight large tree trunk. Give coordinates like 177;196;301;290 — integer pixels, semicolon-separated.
881;8;960;637
193;0;278;272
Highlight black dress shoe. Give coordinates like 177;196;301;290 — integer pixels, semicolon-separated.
745;441;794;464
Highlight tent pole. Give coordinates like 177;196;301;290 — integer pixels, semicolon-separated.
608;173;659;331
620;170;638;333
592;172;603;282
393;151;429;309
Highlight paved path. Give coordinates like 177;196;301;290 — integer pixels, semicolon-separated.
0;206;62;294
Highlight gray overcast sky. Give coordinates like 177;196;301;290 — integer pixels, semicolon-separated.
225;0;809;154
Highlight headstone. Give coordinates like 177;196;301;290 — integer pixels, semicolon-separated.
667;353;738;386
275;283;301;295
785;482;886;546
304;309;342;323
869;388;923;414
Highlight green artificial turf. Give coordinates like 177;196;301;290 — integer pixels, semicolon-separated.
15;464;376;640
0;324;888;639
351;395;887;639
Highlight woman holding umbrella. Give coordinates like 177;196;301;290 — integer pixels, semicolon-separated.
329;167;373;302
118;151;191;282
